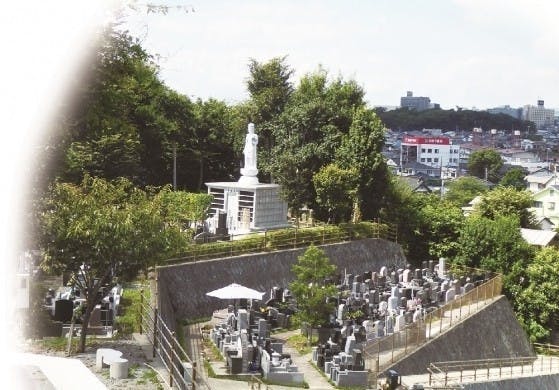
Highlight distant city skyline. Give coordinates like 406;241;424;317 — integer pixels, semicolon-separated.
122;0;559;111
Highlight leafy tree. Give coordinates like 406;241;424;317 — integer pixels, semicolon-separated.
475;186;536;228
62;28;177;186
444;176;488;206
336;107;389;219
375;107;534;133
159;190;213;230
186;99;239;190
380;178;431;265
499;167;528;191
268;69;367;219
453;214;533;274
420;201;465;260
39;175;189;352
468;149;503;182
514;247;559;342
313;164;357;223
289;245;338;341
245;56;294;179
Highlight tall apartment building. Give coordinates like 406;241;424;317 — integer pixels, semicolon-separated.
522;100;555;129
400;91;431;111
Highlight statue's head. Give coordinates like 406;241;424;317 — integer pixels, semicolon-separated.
248;123;255;134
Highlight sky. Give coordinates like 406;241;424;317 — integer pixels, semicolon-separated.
122;0;559;111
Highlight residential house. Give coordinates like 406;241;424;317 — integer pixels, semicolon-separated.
525;168;556;193
530;185;559;228
401;161;441;177
397;176;432;193
461;195;483;217
520;228;558;247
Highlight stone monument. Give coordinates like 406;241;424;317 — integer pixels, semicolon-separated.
205;123;289;235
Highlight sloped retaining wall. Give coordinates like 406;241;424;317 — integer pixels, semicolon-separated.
461;374;559;390
156;238;406;326
388;296;535;375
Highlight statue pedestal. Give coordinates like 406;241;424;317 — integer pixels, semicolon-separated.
205;181;289;235
238;175;259;185
239;167;259;184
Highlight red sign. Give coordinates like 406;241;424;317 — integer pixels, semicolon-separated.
402;136;450;145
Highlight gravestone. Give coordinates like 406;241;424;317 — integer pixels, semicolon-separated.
438;257;446;278
445;289;456;302
413;308;422;322
394;313;406;332
237;309;249;331
379;266;387;277
388;296;399;313
374;320;384;338
385;316;394;334
54;299;73;323
402;269;411;283
371;272;378;286
391;286;400;299
464;282;475;294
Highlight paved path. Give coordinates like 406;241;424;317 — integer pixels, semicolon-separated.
10;352;106;390
273;330;334;390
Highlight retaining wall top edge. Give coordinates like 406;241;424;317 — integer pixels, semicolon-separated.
155;237;390;270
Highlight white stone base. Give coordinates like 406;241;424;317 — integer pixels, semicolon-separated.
238;175;259;185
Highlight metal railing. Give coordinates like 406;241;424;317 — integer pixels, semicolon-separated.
139;289;212;390
427;354;559;387
164;220;396;265
363;273;503;384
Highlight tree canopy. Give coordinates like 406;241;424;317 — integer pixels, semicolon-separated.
514;247;559;342
289;245;338;333
468;149;503;182
39;175;191;351
375;107;535;133
444;176;489;206
474;186;536;228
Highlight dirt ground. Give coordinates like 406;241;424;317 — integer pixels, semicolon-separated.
21;336;166;389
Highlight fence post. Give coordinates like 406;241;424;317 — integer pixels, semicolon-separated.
139;289;144;335
153;307;158;359
264;230;267;250
170;331;175;387
192;361;197;390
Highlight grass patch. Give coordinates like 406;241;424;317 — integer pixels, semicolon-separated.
38;335;101;352
202;338;224;361
204;359;216;378
179;317;212;326
286;334;317;355
114;285;149;336
140;368;164;389
260;377;309;388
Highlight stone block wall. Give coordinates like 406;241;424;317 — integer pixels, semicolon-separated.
156;238;406;324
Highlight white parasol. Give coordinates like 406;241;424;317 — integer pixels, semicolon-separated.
206;283;265;300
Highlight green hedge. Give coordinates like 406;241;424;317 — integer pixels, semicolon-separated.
166;222;390;264
114;286;149;335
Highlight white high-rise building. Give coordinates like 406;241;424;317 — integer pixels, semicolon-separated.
522;100;554;129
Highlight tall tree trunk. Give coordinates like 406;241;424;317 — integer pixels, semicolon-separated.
78;303;92;353
197;156;204;191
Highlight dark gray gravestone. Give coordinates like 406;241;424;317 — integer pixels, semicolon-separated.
54;299;73;323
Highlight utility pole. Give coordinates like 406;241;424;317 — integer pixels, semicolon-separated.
173;143;177;190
